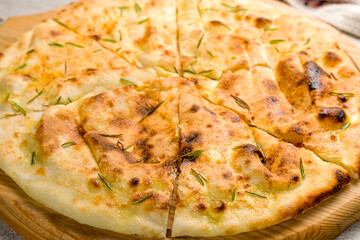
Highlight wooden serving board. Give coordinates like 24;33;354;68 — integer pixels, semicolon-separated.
0;1;360;240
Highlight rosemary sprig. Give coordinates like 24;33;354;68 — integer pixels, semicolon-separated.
98;174;113;191
138;18;149;24
230;95;250;110
329;92;355;98
26;49;35;54
120;78;135;85
134;3;142;13
10;101;26;116
303;38;311;46
99;133;123;138
245;191;267;198
103;38;117;43
196;35;204;49
138;100;164;123
14;63;27;72
181;150;204;161
27;91;43;104
65;42;85;48
300;158;305;180
269;39;285;45
264;26;278;32
335;122;351;132
191;168;205;186
31;152;36;165
133;193;153;205
61;141;77;148
49;42;64;47
232;189;236;201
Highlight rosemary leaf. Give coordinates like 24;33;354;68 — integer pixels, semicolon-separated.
303;38;311;46
61;141;77;148
64;61;67;75
329;92;355;98
65;42;85;48
144;161;160;164
196;35;204;49
99;133;123;138
198;70;212;74
120;78;135;85
10;101;26;116
52;18;71;30
232;189;236;201
98;174;113;191
335;122;351;132
31;152;36;165
25;75;37;82
64;77;76;82
136;156;148;163
26;49;35;54
230;95;250;110
206;50;214;57
134;3;142;13
5;93;11;102
93;49;101;53
191;168;205;186
118;6;129;15
199;172;208;182
264;26;278;32
14;63;27;72
133;193;153;205
138;100;164;123
68;97;72;103
55;96;62;105
330;72;338;81
245;191;267;198
103;38;117;43
117;140;131;151
300;158;305;180
49;42;64;47
181;150;204;161
257;143;266;159
27;91;43;104
184;69;196;75
269;39;285;45
138;18;149;24
174;67;178;73
218;21;231;31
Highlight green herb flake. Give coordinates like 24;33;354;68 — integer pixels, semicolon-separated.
196;35;204;49
5;93;11;102
49;42;64;47
98;174;113;191
65;42;85;48
117;140;131;151
144;161;161;164
329;92;355;98
132;193;153;205
134;3;142;13
232;189;236;201
26;49;35;54
221;3;247;13
136;156;148;163
138;100;164;123
14;63;27;72
184;69;196;75
119;30;123;41
181;150;204;161
217;21;231;31
245;191;267;198
103;38;117;43
174;67;178;74
10;101;26;116
335;122;351;133
199;70;212;74
230;95;250;110
68;97;72;103
304;38;311;46
61;141;77;148
64;77;76;82
31;152;36;165
93;49;101;53
269;39;285;45
118;6;129;15
191;168;205;186
330;72;338;81
120;78;135;85
264;26;278;32
55;96;62;105
52;18;71;30
138;18;149;24
99;133;123;138
27;91;43;104
300;158;305;180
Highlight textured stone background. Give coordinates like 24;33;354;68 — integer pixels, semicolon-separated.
0;0;359;239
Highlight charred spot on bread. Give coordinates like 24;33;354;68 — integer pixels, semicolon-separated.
305;61;330;91
130;177;140;187
183;132;199;143
318;107;346;123
255;17;272;28
211;200;226;213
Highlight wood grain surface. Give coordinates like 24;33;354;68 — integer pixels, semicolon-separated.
0;1;360;239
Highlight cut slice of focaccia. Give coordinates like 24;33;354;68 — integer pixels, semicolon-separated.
0;18;160;118
0;77;181;238
56;0;180;73
171;80;350;237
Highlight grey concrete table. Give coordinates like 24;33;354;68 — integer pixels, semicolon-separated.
0;0;360;239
